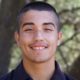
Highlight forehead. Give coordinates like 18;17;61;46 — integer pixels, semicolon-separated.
19;10;59;26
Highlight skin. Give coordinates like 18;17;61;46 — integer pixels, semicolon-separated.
15;10;62;80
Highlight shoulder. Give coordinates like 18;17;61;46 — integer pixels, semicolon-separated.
0;70;14;80
64;73;74;80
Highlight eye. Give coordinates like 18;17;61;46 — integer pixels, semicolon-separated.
44;28;53;31
24;29;32;31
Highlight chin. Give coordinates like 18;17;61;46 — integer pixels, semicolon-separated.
29;56;54;64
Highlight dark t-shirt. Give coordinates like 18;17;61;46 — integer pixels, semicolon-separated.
0;61;73;80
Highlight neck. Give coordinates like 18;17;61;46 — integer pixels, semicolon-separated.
23;58;55;80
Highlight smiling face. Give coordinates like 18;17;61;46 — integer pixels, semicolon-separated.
15;10;61;63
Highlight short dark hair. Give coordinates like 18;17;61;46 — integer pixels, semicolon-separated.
16;1;61;32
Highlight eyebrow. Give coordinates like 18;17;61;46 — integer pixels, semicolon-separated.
22;22;34;27
43;23;55;27
22;22;55;28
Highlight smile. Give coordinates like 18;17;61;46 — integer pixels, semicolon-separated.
31;46;46;50
29;42;48;50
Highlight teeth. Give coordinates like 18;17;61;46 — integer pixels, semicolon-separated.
32;47;45;50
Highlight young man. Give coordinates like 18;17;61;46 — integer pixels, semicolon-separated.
0;1;73;80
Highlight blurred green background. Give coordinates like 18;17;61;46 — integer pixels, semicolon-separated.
0;0;80;80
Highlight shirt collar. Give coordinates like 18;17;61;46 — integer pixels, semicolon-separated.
50;61;66;80
14;61;66;80
13;61;32;80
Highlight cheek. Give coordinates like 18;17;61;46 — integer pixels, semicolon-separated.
18;35;32;51
18;34;32;53
20;33;33;43
46;32;58;42
49;35;58;53
47;33;59;48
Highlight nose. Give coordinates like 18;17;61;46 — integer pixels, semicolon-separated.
34;31;44;41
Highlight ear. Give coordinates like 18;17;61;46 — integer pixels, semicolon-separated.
14;31;20;46
57;32;62;46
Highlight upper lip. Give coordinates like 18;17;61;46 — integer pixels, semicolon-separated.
29;42;48;48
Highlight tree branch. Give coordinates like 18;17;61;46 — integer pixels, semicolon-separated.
59;7;80;15
59;32;80;47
